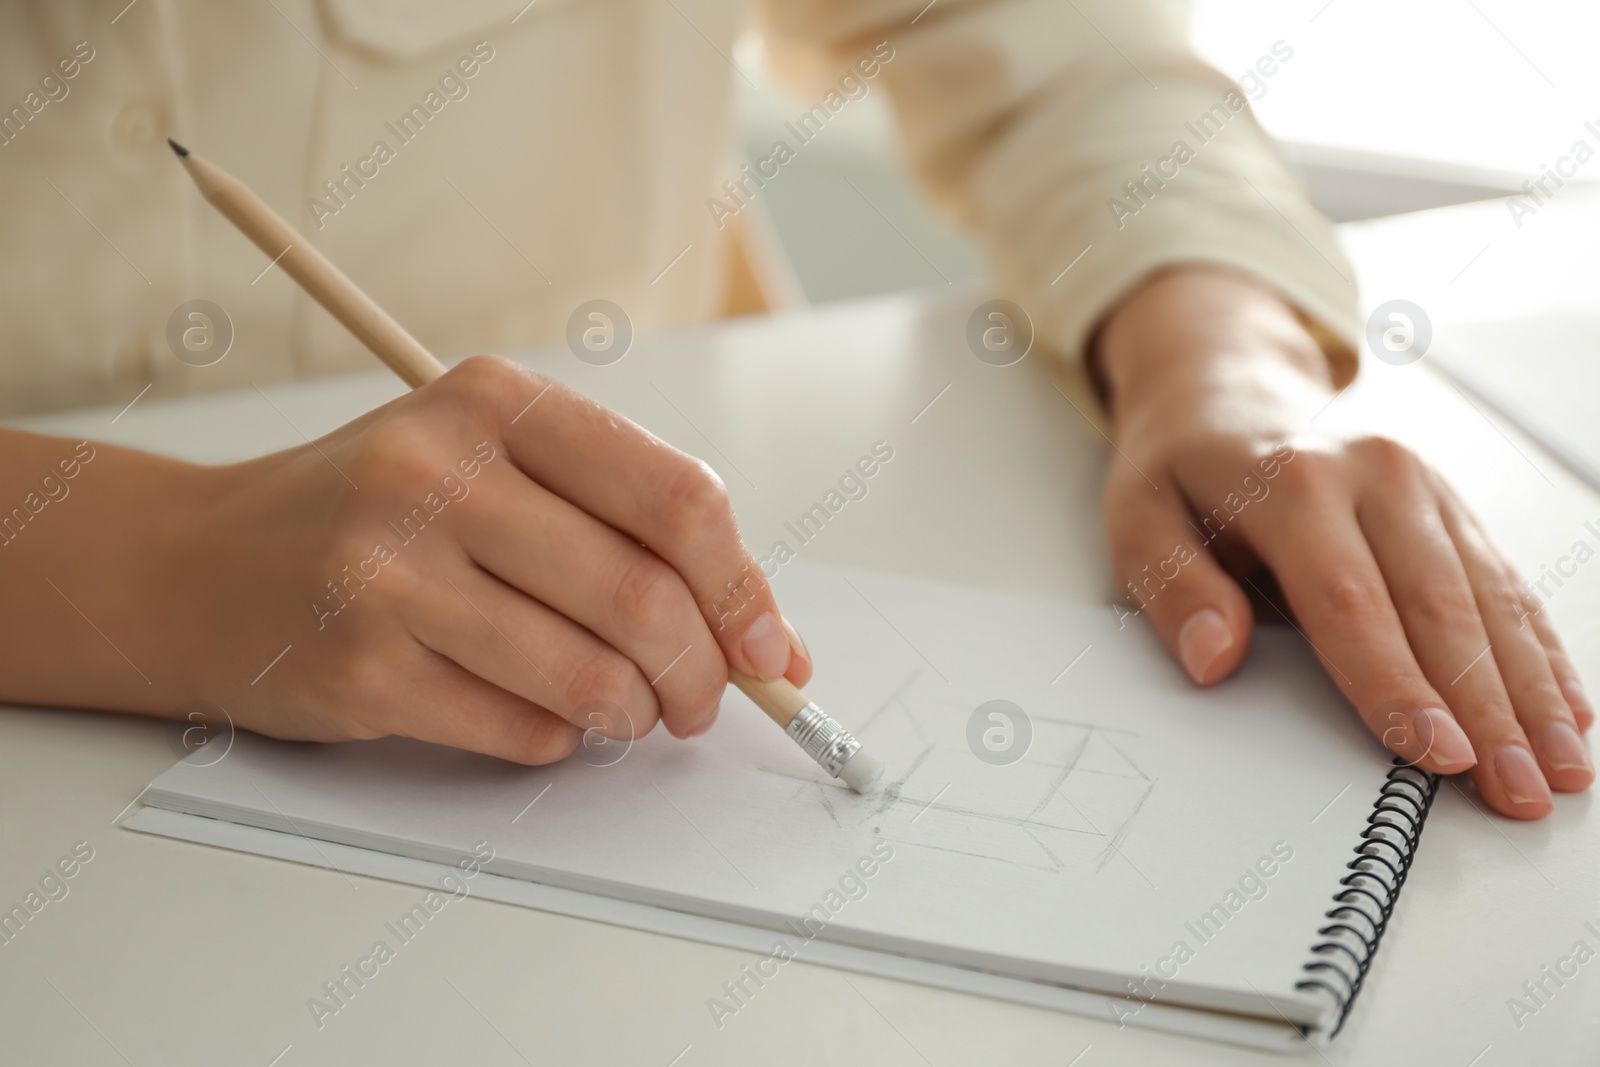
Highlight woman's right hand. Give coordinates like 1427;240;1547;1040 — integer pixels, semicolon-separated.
5;356;809;763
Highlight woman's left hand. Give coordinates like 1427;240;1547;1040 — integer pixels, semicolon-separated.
1093;266;1594;820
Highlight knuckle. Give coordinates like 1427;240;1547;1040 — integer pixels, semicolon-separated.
1350;434;1422;481
589;698;656;742
661;458;733;543
609;553;686;630
450;354;524;397
509;713;581;765
1319;571;1389;623
369;551;424;608
1407;581;1478;629
1519;679;1569;714
313;524;376;580
1485;581;1529;626
1367;676;1432;706
444;355;543;427
563;646;638;711
1361;677;1438;721
1265;447;1325;498
1476;698;1518;731
353;422;449;498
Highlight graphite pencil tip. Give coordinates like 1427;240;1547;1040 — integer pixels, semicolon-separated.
167;138;189;158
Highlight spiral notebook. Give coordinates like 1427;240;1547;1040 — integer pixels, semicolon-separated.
126;562;1438;1052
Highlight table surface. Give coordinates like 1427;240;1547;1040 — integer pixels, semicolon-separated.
1189;0;1600;176
4;198;1599;1066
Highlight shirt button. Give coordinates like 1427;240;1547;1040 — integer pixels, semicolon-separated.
111;102;164;153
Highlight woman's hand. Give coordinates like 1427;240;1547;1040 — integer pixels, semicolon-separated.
0;356;810;763
1094;266;1593;819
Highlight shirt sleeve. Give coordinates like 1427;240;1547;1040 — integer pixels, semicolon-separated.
755;0;1360;399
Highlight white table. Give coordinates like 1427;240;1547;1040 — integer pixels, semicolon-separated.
1189;0;1600;177
3;201;1598;1065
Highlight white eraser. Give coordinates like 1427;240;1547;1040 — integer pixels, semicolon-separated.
838;750;885;795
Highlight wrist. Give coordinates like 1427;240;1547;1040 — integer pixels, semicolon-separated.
0;437;235;714
1093;266;1335;427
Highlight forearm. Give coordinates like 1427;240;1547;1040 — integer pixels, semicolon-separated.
0;429;221;715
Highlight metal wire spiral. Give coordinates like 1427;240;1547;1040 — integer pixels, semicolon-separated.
1295;759;1441;1037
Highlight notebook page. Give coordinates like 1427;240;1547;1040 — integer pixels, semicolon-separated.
143;561;1400;1028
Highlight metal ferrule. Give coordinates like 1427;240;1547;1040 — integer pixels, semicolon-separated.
785;702;862;778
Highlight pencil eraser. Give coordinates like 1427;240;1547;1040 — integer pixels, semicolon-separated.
839;750;885;795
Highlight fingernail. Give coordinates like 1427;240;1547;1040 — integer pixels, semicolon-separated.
1494;744;1553;806
1177;609;1233;685
1562;679;1594;721
781;615;810;666
1537;720;1592;774
742;612;792;681
688;708;719;738
1415;707;1476;770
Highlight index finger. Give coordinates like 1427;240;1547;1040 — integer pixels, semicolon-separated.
455;357;809;686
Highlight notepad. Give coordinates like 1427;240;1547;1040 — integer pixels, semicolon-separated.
127;561;1436;1051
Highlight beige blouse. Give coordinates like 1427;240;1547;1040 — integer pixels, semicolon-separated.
0;0;1357;418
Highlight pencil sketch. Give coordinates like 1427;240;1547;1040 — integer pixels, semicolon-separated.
765;669;1157;875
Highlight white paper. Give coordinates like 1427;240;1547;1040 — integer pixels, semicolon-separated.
139;561;1411;1039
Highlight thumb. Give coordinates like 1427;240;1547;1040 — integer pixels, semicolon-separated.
1104;476;1254;685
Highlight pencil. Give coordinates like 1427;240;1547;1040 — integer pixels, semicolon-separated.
169;139;885;794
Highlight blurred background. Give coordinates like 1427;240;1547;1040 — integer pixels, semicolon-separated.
734;0;1600;305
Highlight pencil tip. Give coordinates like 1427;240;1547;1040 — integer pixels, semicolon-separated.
167;138;189;158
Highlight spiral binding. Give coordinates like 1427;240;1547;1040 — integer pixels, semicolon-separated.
1295;758;1441;1037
